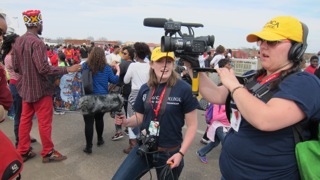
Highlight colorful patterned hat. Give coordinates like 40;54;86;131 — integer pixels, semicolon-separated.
22;10;43;26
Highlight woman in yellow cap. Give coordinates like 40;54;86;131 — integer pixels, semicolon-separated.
185;16;320;179
113;47;199;180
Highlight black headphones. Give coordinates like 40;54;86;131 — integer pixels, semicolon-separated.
288;22;309;62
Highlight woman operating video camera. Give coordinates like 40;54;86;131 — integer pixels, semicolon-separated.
113;47;199;180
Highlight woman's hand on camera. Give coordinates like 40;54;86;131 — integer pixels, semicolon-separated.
114;114;127;126
216;68;242;91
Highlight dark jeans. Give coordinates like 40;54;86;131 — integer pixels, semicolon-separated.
113;145;184;180
198;126;226;157
83;112;105;146
9;83;22;145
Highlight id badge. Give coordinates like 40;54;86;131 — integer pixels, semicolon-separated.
230;108;242;132
148;121;160;136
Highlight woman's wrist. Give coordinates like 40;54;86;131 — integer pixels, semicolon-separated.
177;151;184;157
230;85;244;97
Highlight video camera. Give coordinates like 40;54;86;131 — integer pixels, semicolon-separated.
143;18;214;59
144;18;216;96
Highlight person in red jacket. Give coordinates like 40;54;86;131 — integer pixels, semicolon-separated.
304;55;318;74
64;44;74;65
0;14;13;123
50;49;63;67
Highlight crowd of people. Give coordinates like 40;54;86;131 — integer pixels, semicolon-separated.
1;9;320;180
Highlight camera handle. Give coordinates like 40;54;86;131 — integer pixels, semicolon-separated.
191;67;257;97
192;67;217;96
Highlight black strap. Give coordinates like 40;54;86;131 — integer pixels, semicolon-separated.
293;123;305;144
226;76;274;120
245;77;274;103
144;86;172;117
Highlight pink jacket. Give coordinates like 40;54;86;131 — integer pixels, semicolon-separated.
210;104;230;126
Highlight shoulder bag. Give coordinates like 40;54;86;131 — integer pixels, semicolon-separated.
81;68;93;95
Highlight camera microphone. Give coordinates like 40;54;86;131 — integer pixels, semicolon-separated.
143;18;168;28
144;18;204;29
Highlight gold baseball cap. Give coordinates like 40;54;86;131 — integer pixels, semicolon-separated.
151;47;175;61
247;16;303;43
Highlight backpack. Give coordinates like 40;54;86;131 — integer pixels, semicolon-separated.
0;130;23;180
294;121;320;179
81;66;93;95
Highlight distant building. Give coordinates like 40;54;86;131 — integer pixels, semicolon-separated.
64;39;91;46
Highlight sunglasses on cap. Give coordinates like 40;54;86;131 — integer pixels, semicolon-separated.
257;38;291;47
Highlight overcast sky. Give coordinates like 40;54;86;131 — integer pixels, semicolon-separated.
1;0;319;53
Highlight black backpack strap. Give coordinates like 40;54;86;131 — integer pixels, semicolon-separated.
293;123;305;144
143;86;172;116
158;87;171;116
226;76;275;121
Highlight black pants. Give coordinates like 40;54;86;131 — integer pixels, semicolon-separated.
83;112;105;147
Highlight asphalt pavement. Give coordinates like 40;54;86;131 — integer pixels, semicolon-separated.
0;109;221;180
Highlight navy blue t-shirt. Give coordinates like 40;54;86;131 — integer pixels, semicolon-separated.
220;72;320;179
133;79;199;148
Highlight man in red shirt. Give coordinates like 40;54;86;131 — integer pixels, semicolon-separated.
304;55;319;74
12;10;81;163
64;44;74;65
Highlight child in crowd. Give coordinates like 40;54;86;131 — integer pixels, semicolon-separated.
196;103;230;163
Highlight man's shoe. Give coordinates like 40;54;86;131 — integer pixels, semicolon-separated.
21;150;36;162
42;149;67;163
31;138;37;143
111;132;124;141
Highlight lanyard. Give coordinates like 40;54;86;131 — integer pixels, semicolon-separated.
257;72;281;85
149;85;167;120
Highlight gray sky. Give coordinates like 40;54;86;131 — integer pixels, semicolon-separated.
1;0;319;53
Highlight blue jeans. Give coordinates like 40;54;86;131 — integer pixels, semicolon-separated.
9;83;22;145
7;84;15;117
198;126;226;157
7;104;15;117
113;145;184;180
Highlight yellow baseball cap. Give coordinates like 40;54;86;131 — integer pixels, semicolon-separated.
151;47;175;61
247;16;303;43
